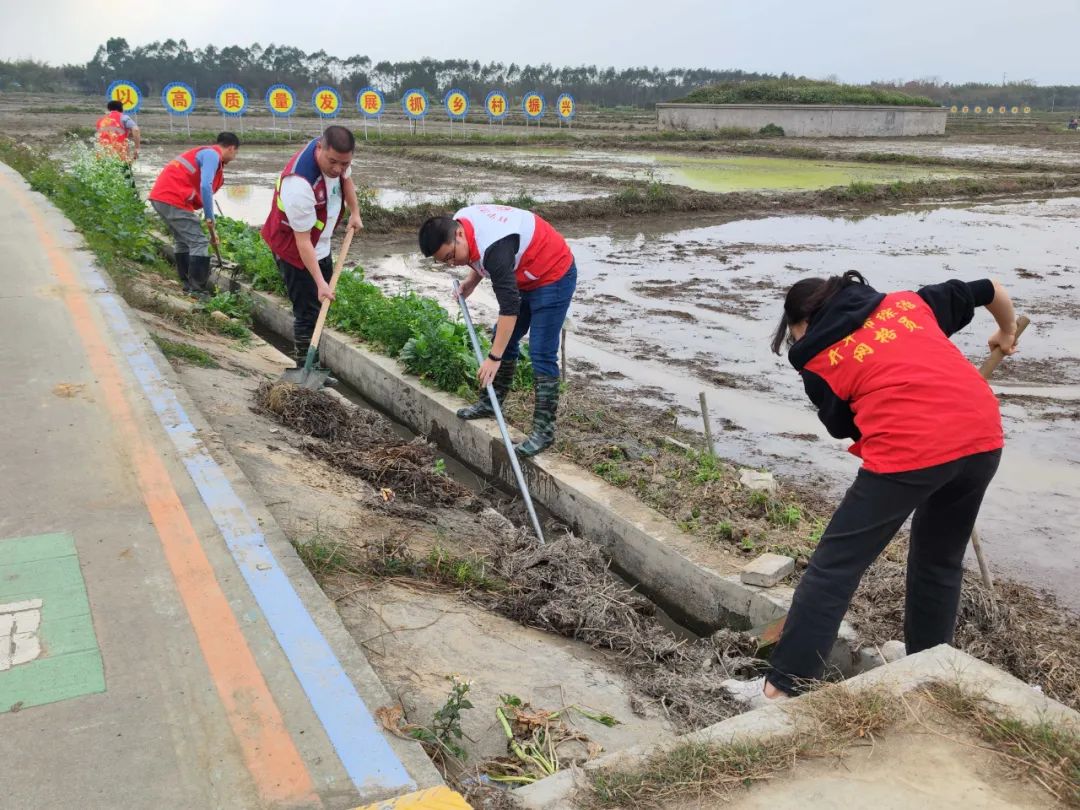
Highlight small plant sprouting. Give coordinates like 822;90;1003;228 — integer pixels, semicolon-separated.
409;675;474;762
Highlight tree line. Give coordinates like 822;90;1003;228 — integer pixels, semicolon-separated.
1;37;781;106
3;39;1078;110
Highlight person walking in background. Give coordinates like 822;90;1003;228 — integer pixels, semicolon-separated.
96;100;140;190
149;132;240;297
725;270;1018;706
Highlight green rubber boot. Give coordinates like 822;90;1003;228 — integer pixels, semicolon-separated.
516;375;560;457
457;359;517;419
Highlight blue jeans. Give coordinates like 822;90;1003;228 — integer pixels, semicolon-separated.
498;261;577;378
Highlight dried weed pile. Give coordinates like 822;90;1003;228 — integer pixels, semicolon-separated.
489;531;761;730
849;549;1080;714
255;381;764;731
255;381;474;505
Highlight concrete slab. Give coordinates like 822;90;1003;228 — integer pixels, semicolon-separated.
0;163;440;807
740;553;794;587
514;644;1080;809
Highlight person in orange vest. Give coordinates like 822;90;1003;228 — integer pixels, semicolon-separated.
149;132;240;297
261;126;362;368
418;205;578;457
96;100;140;163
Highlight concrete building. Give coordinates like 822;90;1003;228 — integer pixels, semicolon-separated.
656;102;947;137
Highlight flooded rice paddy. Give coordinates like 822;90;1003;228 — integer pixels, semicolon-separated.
433;146;974;192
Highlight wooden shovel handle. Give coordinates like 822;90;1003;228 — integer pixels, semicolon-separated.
978;315;1029;381
308;226;356;353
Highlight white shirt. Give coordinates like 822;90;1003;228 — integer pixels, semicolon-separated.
279;165;351;260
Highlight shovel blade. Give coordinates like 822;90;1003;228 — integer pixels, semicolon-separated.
279;367;331;390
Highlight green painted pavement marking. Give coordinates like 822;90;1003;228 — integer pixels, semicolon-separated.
0;533;104;712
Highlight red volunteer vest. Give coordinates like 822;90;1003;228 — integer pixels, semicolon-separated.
260;139;330;268
455;204;572;291
95;111;128;158
803;291;1003;474
148;145;224;212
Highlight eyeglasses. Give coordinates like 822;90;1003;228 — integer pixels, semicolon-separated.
434;244;457;265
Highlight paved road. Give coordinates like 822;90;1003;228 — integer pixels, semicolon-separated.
0;163;440;808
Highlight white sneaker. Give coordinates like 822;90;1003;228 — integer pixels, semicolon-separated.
721;675;789;709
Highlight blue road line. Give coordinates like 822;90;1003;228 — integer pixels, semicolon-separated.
78;263;415;795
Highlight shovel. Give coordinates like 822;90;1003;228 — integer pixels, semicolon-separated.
281;227;355;389
453;279;545;545
753;314;1030;653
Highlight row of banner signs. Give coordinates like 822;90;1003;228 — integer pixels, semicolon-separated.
949;104;1033;114
106;80;576;122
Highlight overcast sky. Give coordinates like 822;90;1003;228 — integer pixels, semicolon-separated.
2;0;1077;86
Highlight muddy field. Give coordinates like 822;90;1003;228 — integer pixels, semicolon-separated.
349;195;1080;611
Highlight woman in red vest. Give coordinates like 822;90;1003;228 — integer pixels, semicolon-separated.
727;271;1019;707
149;132;240;297
418;205;577;457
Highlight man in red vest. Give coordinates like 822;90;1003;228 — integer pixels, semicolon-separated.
261;125;362;368
149;132;240;297
96;100;140;163
418;205;578;457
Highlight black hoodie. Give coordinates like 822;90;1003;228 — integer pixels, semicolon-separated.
786;279;1002;473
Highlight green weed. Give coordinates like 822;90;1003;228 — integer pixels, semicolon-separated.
151;334;218;368
593;461;631;486
409;675;474;762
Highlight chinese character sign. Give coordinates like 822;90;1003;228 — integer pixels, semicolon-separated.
1024;106;1032;114
312;86;341;118
974;106;982;113
444;89;469;121
356;87;384;118
485;91;509;121
106;80;142;113
949;105;958;113
998;105;1006;114
215;83;248;116
161;82;195;116
266;84;296;117
961;105;970;113
556;93;576;122
522;92;545;121
401;89;428;120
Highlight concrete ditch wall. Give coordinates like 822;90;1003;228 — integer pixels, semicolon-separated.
228;275;803;638
514;644;1080;809
656;103;947;137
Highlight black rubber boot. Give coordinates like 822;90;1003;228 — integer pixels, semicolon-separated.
457;359;517;419
516;375;560;457
188;254;216;299
174;252;191;293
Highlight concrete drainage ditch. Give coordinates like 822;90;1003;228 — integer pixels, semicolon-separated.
224;273;893;678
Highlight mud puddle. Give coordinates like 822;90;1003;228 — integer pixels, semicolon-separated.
133;145;606;226
345;196;1080;610
434;147;972;192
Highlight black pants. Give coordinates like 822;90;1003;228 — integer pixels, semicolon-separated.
767;449;1002;695
276;255;333;359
